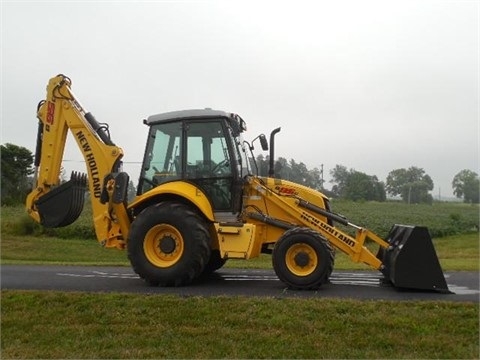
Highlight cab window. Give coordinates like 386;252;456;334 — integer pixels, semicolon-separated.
186;121;233;210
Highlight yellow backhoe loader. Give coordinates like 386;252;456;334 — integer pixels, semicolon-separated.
26;74;449;292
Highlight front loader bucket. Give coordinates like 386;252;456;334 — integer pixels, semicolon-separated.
36;172;87;228
378;224;450;293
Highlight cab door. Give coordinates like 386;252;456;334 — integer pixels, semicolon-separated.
184;120;236;211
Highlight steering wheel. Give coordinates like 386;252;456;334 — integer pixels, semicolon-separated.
141;176;158;186
211;159;230;175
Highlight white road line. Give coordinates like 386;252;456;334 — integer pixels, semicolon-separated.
447;285;480;295
57;272;138;279
55;271;478;294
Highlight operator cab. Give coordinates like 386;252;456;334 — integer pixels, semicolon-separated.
138;109;251;213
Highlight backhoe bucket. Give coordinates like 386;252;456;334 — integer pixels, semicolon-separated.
378;225;450;293
36;172;87;228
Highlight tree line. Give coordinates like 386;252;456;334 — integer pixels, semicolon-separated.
1;143;479;206
254;155;479;204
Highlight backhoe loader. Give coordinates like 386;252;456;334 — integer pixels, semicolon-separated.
26;74;449;292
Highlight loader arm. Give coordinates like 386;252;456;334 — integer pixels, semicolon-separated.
244;176;389;270
244;176;450;292
26;74;129;249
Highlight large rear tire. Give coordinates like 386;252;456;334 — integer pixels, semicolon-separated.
202;249;227;274
272;228;334;290
127;202;211;287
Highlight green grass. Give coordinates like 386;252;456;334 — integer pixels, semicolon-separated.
0;235;128;265
1;290;478;359
434;233;480;270
2;233;477;271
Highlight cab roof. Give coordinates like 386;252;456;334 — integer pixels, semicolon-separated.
145;109;235;125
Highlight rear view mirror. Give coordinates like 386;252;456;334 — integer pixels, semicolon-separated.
259;134;268;151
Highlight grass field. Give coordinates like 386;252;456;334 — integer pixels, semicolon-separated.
2;200;479;240
1;291;478;359
1;202;479;358
1;232;478;271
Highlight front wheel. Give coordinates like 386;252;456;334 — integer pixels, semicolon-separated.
272;228;334;290
127;202;211;287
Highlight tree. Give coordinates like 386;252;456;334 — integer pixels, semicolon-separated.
329;165;349;197
310;166;325;190
345;173;386;202
254;156;324;191
452;170;479;204
254;154;269;176
330;165;386;201
386;166;433;204
1;143;34;205
275;157;292;181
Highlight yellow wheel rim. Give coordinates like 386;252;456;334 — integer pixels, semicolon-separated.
143;224;184;268
285;243;318;277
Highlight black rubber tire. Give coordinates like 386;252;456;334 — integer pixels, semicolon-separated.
272;227;335;290
127;202;211;287
202;249;227;274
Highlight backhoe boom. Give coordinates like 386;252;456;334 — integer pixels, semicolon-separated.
26;74;127;248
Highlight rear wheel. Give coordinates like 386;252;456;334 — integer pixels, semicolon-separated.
272;228;334;290
202;249;227;274
127;202;211;286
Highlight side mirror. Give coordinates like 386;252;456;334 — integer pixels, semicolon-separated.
239;118;247;132
259;134;268;151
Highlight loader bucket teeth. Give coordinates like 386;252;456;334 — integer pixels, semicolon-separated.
378;225;450;293
36;172;87;228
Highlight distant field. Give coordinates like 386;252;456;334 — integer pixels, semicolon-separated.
4;200;478;240
330;199;479;238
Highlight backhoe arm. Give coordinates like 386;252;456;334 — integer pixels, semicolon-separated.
26;74;129;249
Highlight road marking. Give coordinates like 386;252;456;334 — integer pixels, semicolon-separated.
55;271;384;286
57;272;138;279
330;272;383;287
221;274;278;281
56;270;479;295
447;285;480;295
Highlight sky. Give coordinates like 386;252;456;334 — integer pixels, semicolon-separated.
1;0;478;199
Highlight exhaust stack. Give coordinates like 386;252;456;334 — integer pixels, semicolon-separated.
268;127;281;178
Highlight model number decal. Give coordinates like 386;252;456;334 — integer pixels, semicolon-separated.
274;186;297;196
45;101;55;131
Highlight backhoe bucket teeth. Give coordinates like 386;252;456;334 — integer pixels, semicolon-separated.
378;225;450;293
36;172;87;228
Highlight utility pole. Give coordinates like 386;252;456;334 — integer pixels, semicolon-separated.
320;164;324;189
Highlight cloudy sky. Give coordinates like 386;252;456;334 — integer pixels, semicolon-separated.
2;1;478;198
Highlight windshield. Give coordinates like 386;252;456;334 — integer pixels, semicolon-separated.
232;132;253;177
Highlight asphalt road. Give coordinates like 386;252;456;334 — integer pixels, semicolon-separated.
1;265;478;302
